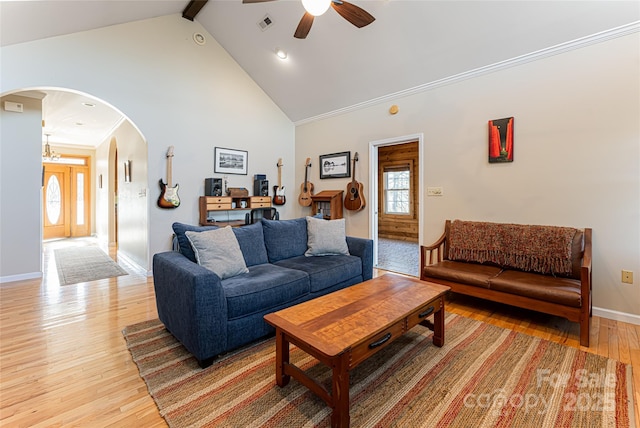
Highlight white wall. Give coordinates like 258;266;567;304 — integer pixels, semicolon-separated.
1;14;294;276
0;95;43;280
108;120;148;269
295;33;640;319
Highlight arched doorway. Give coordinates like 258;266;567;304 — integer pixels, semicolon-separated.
1;87;149;276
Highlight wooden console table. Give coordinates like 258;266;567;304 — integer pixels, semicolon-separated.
199;196;271;226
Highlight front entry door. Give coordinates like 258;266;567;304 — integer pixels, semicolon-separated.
43;163;90;239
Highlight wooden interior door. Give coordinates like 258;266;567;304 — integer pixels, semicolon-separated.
43;162;91;239
43;164;71;239
377;141;419;242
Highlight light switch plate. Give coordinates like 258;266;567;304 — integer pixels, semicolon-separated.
427;187;443;196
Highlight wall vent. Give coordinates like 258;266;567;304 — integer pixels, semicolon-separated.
257;14;274;31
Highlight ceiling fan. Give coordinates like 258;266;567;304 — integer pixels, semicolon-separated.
243;0;375;39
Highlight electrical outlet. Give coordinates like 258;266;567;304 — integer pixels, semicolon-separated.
621;270;633;284
427;187;443;196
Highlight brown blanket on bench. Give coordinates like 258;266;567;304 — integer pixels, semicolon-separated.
448;220;577;276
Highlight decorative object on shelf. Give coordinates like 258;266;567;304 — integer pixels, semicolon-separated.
227;187;249;198
124;160;132;183
158;146;180;209
273;158;286;206
488;117;514;163
214;147;248;175
344;151;365;211
298;157;314;206
319;151;350;179
42;133;60;162
311;190;344;220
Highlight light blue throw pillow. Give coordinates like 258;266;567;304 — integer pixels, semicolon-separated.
305;216;350;256
186;226;249;279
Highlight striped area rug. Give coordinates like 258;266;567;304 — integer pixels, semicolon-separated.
123;314;635;427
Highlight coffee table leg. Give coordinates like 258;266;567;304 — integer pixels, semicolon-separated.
274;328;290;387
432;298;445;347
331;353;350;428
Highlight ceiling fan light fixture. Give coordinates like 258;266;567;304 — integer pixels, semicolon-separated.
301;0;331;16
275;48;288;60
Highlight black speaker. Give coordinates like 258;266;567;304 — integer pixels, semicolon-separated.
205;178;222;196
254;179;269;197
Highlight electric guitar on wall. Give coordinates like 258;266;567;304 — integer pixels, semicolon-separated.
273;158;286;206
298;157;314;207
344;152;366;211
158;146;180;209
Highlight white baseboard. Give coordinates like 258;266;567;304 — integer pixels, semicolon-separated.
116;250;151;277
0;271;42;284
592;306;640;326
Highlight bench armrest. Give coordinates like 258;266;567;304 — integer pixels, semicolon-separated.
152;251;228;364
581;228;593;311
420;222;450;280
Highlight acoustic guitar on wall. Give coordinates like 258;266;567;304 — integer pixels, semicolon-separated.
298;157;314;207
273;158;286;206
158;146;180;209
344;152;365;211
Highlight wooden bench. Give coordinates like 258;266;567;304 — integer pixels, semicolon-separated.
420;220;592;346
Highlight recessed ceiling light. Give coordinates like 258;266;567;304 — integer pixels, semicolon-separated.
275;48;288;60
82;102;95;107
193;32;206;45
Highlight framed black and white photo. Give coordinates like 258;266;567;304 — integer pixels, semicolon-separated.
319;151;351;179
214;147;248;175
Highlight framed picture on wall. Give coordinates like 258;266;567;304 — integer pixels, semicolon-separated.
214;147;248;175
488;117;514;163
319;151;351;179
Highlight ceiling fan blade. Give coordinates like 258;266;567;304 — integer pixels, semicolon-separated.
294;12;314;39
331;1;375;28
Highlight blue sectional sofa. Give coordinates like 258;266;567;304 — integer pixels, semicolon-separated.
152;217;373;368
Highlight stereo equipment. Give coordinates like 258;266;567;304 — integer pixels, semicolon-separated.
254;179;269;197
204;178;222;196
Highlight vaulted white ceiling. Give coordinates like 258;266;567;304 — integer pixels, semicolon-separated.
2;1;638;146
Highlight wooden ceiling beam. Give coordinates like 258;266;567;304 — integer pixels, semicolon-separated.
182;0;208;21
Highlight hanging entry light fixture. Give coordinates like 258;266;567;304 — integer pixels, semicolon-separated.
42;134;60;162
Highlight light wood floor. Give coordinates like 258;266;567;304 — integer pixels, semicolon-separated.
1;240;638;427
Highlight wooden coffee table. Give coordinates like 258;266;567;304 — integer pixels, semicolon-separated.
263;273;450;427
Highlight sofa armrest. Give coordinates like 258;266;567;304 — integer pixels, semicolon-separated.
346;236;374;281
152;251;228;364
